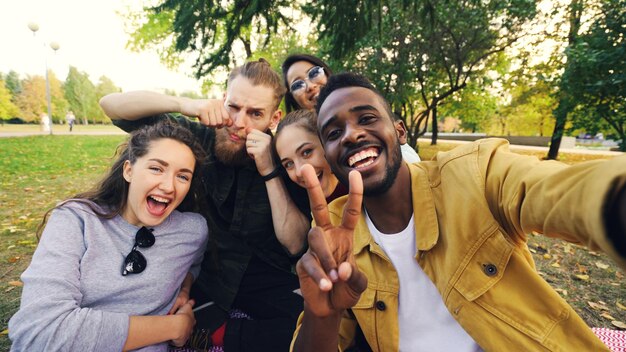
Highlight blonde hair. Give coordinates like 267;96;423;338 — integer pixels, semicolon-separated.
228;58;286;110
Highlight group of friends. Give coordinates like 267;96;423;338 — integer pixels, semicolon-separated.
8;54;626;352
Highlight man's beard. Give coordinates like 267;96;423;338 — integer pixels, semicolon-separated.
334;139;402;197
214;128;250;167
364;140;402;196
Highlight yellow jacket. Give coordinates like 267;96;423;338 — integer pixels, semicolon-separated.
293;139;625;352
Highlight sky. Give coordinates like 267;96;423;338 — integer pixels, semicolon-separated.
0;0;202;94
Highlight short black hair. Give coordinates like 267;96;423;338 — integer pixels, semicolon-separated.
315;72;393;120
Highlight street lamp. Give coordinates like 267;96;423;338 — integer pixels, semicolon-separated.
28;22;60;135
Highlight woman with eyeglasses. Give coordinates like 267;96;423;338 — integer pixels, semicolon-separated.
9;121;209;352
275;55;347;202
282;54;332;113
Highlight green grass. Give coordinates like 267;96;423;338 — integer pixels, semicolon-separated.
0;137;623;350
0;135;125;349
0;123;122;134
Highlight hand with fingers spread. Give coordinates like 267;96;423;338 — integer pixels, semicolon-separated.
245;128;276;176
296;164;368;318
179;97;233;128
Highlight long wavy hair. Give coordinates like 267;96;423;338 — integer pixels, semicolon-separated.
37;120;207;237
281;54;333;113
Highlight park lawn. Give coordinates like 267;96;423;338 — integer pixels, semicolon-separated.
0;136;624;350
0;134;126;350
0;123;122;134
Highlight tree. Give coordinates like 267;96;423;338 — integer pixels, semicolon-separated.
126;0;294;78
4;70;23;99
64;66;98;125
15;72;67;123
305;0;537;145
561;0;625;151
94;75;121;123
546;0;585;159
0;78;20;120
15;75;46;122
497;62;558;136
48;71;69;123
439;81;498;134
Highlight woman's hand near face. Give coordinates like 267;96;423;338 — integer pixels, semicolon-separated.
245;128;276;176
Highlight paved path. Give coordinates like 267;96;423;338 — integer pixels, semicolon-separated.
0;130;127;138
1;132;621;156
418;138;623;156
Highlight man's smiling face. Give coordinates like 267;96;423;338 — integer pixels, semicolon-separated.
317;86;403;196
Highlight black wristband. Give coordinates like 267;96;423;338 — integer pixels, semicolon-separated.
261;167;282;181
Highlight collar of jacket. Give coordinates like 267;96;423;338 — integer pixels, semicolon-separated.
353;162;440;256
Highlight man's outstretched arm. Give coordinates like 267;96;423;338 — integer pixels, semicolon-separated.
100;91;231;128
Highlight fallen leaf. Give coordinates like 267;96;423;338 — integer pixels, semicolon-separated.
574;274;589;281
617;272;624;279
8;281;23;287
601;312;616;320
563;243;573;254
611;283;621;286
576;263;588;274
551;262;561;268
7;256;20;263
589;251;600;257
554;288;568;296
612;321;626;330
543;253;551;259
0;329;7;335
595;261;610;270
529;248;537;254
617;301;626;311
588;301;609;311
4;286;15;293
23;187;32;192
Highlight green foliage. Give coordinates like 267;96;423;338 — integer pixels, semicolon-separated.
439;81;498;133
94;76;121;122
15;75;46;122
64;67;100;124
125;8;184;69
4;71;23;98
0;79;20;119
561;0;626;150
497;64;558;136
48;71;69;123
305;0;537;144
141;0;293;77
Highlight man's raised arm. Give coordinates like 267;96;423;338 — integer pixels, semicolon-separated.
100;91;231;127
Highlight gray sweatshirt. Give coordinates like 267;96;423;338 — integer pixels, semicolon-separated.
9;202;208;352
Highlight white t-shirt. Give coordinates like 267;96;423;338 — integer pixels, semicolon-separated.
365;211;482;352
401;143;421;163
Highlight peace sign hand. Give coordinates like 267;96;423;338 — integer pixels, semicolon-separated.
295;164;368;318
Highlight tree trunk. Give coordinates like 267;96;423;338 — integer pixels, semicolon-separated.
547;100;570;159
431;103;438;145
547;0;583;160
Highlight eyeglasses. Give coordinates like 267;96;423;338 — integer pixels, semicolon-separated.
122;226;155;276
289;66;326;95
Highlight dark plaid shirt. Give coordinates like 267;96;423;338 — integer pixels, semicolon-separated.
113;114;309;310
